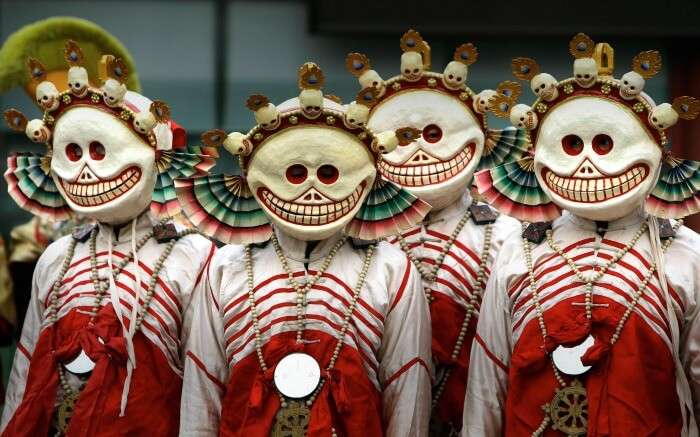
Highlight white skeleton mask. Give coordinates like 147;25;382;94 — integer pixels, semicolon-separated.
574;58;598;88
51;106;157;224
67;66;89;97
368;89;484;210
510;104;538;130
35;81;60;111
247;125;376;241
102;78;127;107
531;73;559;101
619;71;645;100
534;97;661;221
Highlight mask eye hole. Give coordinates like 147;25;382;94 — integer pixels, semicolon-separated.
285;164;308;184
89;141;106;160
317;164;339;184
422;124;442;143
561;134;584;156
592;134;614;155
65;143;83;161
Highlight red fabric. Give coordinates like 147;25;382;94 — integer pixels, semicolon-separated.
2;305;181;437
219;330;383;437
430;293;478;429
168;121;187;150
505;295;682;436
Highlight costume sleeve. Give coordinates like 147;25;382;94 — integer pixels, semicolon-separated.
179;257;228;437
0;249;46;430
462;248;513;437
378;255;432;437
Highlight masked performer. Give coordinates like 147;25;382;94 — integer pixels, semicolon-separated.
466;33;700;436
177;62;432;436
345;30;523;435
0;16;142;330
0;41;216;436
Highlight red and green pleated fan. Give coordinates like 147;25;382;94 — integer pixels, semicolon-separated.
646;157;700;219
151;147;217;219
475;159;560;223
477;127;531;172
346;178;430;240
5;153;72;221
175;174;272;245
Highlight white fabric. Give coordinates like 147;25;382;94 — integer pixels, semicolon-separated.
388;192;519;323
180;230;432;436
0;212;214;430
462;209;700;436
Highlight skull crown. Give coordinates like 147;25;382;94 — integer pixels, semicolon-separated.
490;32;700;146
198;62;419;171
4;40;171;150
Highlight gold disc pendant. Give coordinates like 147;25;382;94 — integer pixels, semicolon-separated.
270;400;311;437
55;391;79;434
542;379;588;436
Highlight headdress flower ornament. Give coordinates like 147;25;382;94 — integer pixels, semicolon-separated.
345;29;531;210
477;33;700;222
175;62;430;244
3;40;216;221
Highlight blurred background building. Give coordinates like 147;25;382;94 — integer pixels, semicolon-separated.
2;0;700;233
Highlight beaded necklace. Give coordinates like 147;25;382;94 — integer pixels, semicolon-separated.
522;218;682;437
245;232;375;437
46;220;196;434
397;207;494;411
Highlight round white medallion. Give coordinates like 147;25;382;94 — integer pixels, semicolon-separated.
274;352;321;399
63;349;96;375
552;334;595;376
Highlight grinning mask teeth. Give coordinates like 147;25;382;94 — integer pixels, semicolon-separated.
534;97;661;221
368;90;484;210
51;106;156;224
247;121;376;241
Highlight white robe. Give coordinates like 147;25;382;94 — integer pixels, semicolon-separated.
1;212;215;435
180;230;432;436
463;209;700;436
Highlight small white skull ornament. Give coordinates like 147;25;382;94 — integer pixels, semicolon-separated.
254;104;281;130
102;78;127;107
401;52;424;81
358;70;385;97
531;73;559;101
300;89;324;119
619;71;645;100
247;122;376;241
473;90;497;114
25;119;51;143
510;104;538;130
133;111;156;134
35;81;60;111
649;103;679;130
442;61;468;90
67;66;89;97
344;102;370;128
573;58;598;88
